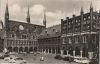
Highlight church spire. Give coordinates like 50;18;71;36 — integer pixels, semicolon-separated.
90;2;93;9
26;1;30;24
5;0;9;19
90;2;93;11
43;10;46;28
81;6;84;14
5;0;10;32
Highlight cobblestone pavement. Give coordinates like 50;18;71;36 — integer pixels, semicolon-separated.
0;53;78;64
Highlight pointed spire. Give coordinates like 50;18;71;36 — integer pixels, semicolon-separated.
90;2;93;9
26;0;30;23
81;6;84;14
5;0;9;19
43;10;46;28
90;2;93;11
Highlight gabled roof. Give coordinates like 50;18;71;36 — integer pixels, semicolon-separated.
38;24;61;39
8;19;45;34
9;19;44;26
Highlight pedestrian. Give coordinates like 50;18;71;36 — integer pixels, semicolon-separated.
40;56;44;61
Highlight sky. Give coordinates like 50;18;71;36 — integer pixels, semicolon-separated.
0;0;100;27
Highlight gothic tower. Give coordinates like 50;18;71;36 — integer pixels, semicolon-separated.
26;3;30;24
5;0;9;32
43;10;46;28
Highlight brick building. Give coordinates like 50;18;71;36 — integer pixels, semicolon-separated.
61;4;99;59
3;2;45;53
38;24;61;54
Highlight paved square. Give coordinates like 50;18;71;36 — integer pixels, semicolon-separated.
16;53;78;64
0;53;78;64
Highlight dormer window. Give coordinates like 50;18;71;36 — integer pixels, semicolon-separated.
22;34;27;39
87;26;90;29
53;29;55;32
76;20;78;23
69;38;72;44
84;18;86;20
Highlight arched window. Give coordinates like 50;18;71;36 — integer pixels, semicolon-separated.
83;36;87;43
62;37;66;44
75;37;78;44
22;34;27;39
33;36;35;39
84;17;86;20
69;38;72;44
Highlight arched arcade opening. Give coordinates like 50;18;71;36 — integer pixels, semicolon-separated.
34;47;37;52
19;47;23;53
13;47;18;52
24;47;28;53
75;47;80;56
82;46;88;57
8;47;12;52
68;47;73;56
29;47;33;52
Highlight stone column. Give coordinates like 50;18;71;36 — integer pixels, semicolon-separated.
80;50;83;58
73;50;75;57
44;49;46;53
67;50;69;55
55;49;56;54
61;50;63;55
88;52;93;59
48;49;49;54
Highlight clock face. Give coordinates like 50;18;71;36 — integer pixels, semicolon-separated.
19;25;24;30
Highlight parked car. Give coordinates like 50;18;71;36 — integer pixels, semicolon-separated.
9;58;16;63
89;59;98;64
4;57;12;61
34;52;37;56
30;52;33;54
0;56;4;59
8;57;26;64
74;57;90;64
54;54;62;60
9;52;18;55
4;54;10;57
63;56;74;61
0;53;5;59
37;52;41;54
14;57;26;64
